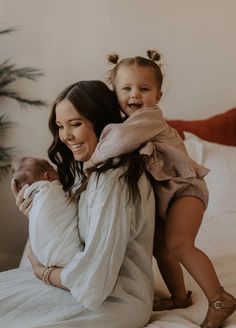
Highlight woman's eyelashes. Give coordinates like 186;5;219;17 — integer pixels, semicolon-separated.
56;122;82;129
71;122;82;127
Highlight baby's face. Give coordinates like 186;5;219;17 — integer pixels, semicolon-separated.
114;65;162;116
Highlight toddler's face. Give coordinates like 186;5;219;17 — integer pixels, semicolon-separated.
114;65;162;116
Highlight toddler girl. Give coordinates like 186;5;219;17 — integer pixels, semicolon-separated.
86;51;236;328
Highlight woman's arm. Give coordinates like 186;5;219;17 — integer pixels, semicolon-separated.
27;245;68;290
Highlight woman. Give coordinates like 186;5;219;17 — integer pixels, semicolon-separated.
0;80;155;328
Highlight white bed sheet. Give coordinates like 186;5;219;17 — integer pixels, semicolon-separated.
148;211;236;328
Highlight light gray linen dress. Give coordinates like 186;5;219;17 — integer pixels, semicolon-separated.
0;166;155;328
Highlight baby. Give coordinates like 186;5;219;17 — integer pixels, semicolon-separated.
12;157;80;268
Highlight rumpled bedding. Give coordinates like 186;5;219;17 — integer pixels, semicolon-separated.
147;211;236;327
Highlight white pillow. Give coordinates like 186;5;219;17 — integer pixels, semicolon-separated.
184;132;236;217
183;132;203;164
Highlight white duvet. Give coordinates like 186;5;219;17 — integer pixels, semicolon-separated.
148;211;236;328
1;211;235;328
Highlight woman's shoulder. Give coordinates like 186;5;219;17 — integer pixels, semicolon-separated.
81;167;127;207
87;165;151;197
89;166;126;188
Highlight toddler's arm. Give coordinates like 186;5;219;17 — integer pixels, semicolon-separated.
89;107;166;166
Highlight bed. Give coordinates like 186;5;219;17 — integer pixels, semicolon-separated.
148;107;236;328
4;107;236;328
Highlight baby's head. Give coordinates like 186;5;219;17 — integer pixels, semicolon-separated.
106;50;163;116
12;157;58;191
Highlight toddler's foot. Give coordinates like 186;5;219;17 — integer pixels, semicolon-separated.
200;287;236;328
153;290;193;311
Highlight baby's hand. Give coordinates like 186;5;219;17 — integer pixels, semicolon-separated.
11;179;32;217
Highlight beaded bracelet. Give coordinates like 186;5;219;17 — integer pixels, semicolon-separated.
42;266;56;286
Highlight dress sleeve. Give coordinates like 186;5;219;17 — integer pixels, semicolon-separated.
60;169;133;310
88;107;166;166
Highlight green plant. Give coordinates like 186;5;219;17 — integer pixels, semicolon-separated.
0;27;46;178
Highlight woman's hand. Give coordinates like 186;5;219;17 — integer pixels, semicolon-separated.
27;244;45;280
11;179;33;217
27;244;68;290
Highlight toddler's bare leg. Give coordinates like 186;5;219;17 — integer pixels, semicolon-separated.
161;196;236;327
155;221;188;299
165;196;221;300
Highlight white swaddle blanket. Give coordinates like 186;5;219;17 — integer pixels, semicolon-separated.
24;180;80;267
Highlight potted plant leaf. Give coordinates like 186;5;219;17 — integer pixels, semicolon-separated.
0;27;46;178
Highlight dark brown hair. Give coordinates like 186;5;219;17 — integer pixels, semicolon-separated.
106;49;163;89
48;80;150;202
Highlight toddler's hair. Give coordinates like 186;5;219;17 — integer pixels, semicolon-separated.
106;49;163;89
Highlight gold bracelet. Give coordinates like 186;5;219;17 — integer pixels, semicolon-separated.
42;266;56;287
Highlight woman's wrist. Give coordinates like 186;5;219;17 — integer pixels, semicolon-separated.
33;263;45;281
42;266;57;286
26;243;67;290
41;266;68;290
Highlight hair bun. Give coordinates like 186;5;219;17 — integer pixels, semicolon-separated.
107;52;119;64
146;50;161;62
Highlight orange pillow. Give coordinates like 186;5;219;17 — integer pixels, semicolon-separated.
167;107;236;146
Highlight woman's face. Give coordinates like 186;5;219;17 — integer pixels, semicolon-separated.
55;99;98;162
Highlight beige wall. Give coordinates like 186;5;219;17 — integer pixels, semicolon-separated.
0;0;236;270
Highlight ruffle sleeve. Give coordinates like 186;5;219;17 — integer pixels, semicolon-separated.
140;141;210;181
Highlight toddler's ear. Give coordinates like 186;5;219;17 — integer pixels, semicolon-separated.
156;91;162;103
